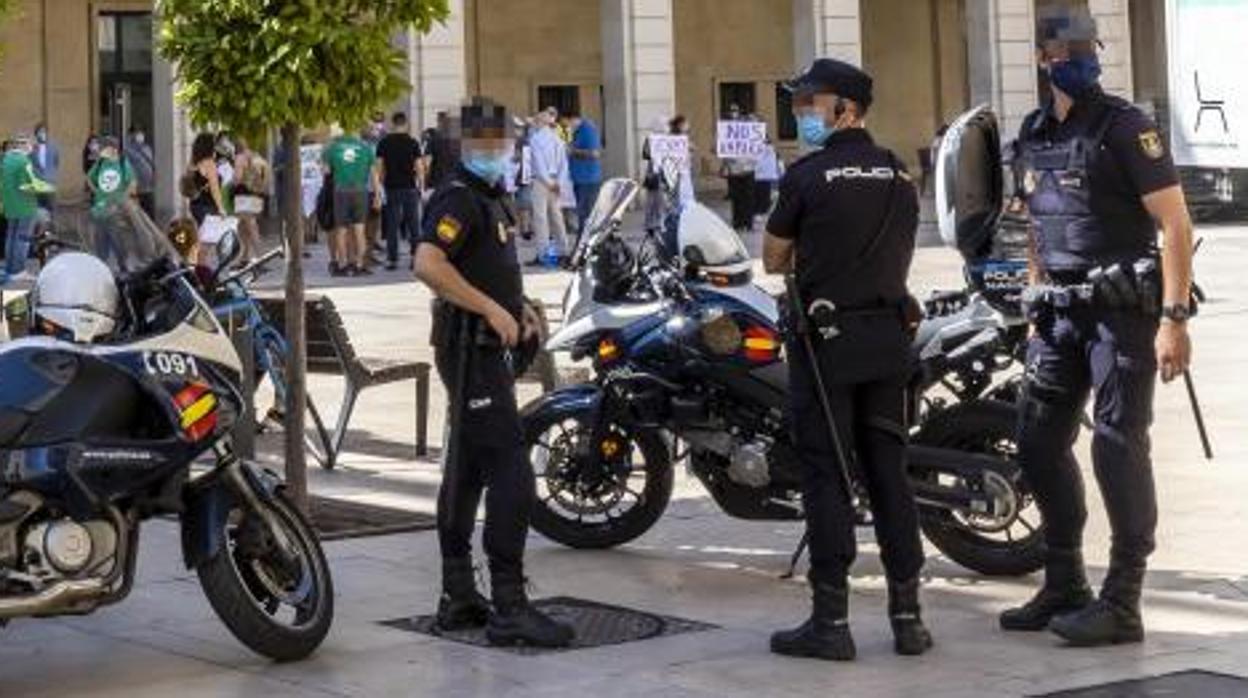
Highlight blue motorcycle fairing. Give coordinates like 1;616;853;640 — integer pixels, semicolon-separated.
181;461;285;570
519;383;603;425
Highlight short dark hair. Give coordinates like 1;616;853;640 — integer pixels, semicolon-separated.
191;132;217;163
564;109;581;119
392;112;408;126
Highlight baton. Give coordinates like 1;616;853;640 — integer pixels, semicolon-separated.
784;275;855;503
1182;369;1213;460
442;312;477;525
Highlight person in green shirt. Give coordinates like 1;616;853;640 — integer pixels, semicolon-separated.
321;128;381;276
86;137;137;269
2;133;52;284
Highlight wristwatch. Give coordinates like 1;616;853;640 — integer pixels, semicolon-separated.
1161;304;1191;323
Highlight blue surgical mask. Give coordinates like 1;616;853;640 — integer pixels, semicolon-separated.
1048;54;1102;99
797;113;835;147
464;153;509;185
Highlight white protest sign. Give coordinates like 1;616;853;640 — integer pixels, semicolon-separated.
300;144;325;217
647;134;690;170
300;144;324;188
716;120;767;160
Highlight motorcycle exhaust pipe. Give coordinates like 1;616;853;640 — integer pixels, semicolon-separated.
0;578;108;619
906;445;1013;517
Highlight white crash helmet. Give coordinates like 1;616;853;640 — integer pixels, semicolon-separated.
32;252;120;344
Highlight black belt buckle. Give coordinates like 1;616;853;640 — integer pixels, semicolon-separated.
807;299;841;340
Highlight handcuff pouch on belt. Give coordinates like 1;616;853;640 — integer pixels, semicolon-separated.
803;298;909;342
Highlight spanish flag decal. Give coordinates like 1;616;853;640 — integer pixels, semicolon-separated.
175;382;219;442
436;215;463;244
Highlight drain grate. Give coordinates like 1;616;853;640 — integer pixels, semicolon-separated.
382;596;717;654
1034;670;1248;697
310;496;436;541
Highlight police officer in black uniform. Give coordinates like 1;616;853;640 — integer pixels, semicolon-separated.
414;98;574;648
764;59;932;661
1000;6;1194;646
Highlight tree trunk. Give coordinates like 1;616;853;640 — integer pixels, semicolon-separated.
281;122;308;512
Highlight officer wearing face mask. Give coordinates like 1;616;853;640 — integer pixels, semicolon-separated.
763;59;930;661
999;5;1194;647
414;97;573;648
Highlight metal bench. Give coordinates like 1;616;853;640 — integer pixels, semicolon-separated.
259;295;433;466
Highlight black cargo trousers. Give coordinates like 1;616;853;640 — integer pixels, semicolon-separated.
787;333;925;586
1017;303;1159;568
433;315;535;577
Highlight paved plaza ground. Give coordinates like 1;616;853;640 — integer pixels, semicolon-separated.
1;218;1246;697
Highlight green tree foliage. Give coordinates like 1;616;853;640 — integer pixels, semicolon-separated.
157;0;450;136
156;0;450;508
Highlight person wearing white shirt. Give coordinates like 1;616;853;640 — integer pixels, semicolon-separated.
753;139;783;220
526;107;569;265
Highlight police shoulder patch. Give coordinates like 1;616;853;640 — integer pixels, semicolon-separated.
436;215;463;244
1138;130;1165;160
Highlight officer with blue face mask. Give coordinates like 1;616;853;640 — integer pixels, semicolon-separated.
415;97;573;648
763;59;930;661
1000;5;1194;647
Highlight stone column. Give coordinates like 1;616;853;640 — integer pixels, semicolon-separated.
405;0;468;132
793;0;862;68
966;0;1038;139
151;50;193;224
601;0;676;180
1089;0;1133;99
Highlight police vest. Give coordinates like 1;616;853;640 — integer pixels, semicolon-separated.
1018;102;1156;273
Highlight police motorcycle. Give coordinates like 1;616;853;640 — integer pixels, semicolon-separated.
520;174;1046;577
0;221;333;662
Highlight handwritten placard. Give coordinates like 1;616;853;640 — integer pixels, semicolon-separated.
716;121;767;160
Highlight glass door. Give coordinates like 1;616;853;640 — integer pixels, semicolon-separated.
97;12;154;138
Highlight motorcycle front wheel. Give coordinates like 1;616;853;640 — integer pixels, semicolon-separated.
913;400;1046;577
197;485;334;662
525;406;673;549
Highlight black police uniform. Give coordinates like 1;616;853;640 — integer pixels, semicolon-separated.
1006;86;1178;639
420;165;532;586
768;128;923;589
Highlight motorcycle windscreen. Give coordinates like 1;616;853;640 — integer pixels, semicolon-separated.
934;105;1004;261
571;178;641;262
677;203;750;269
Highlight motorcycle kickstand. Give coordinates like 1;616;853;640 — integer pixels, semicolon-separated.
780;531;810;580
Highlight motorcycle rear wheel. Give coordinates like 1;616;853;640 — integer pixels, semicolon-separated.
525;409;673;549
197;489;334;662
914;400;1045;577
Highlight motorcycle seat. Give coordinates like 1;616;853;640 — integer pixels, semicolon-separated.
0;408;29;448
912;311;966;355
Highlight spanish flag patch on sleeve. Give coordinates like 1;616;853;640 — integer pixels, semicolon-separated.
436;215;463;244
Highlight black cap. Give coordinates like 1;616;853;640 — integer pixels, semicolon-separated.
1035;5;1099;44
786;58;874;109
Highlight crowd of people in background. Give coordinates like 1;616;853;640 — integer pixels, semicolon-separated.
0;122;162;285
2;102;783;287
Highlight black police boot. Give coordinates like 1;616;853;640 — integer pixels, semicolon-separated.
1050;561;1145;646
434;558;490;632
888;578;934;656
1000;548;1094;631
485;574;575;648
770;579;856;661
